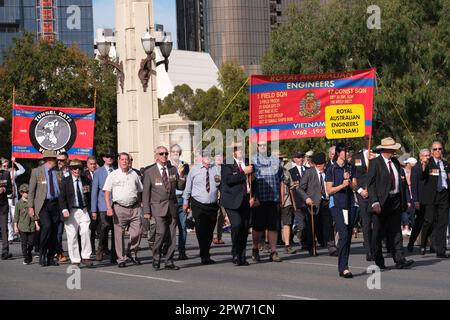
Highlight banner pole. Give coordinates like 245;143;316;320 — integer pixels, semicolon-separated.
11;86;16;205
93;88;97;110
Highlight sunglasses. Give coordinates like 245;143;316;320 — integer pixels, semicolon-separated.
57;159;66;162
158;152;169;156
71;167;82;170
433;148;443;151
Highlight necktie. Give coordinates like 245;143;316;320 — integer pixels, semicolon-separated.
108;167;113;174
76;178;84;208
437;160;443;192
161;167;170;193
48;169;55;198
388;161;395;191
205;165;210;193
319;173;326;197
238;162;248;193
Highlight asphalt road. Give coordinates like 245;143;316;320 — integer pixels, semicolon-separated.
1;232;450;300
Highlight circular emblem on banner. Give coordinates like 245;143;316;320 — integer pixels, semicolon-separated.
299;91;321;118
29;110;76;153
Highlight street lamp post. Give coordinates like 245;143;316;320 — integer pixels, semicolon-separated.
96;35;125;93
138;31;173;92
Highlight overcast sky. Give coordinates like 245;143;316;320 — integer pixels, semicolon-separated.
93;0;178;47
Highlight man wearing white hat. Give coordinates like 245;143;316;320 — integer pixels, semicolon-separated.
367;137;414;269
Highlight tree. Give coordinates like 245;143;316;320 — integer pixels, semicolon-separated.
262;0;450;156
159;61;249;139
0;33;117;162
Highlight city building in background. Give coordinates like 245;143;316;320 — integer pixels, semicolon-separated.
0;0;94;64
176;0;304;75
176;0;205;52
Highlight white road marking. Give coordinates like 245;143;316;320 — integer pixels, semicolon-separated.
279;294;319;300
96;270;184;283
288;261;367;270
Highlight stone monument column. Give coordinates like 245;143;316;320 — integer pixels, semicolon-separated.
115;0;159;168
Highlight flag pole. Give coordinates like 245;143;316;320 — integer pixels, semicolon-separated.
93;88;97;110
11;86;16;205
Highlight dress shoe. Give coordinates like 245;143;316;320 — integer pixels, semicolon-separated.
95;251;104;261
269;251;282;262
436;253;449;259
39;254;47;267
339;270;353;278
118;262;127;268
252;249;261;262
152;260;160;270
395;259;414;269
366;253;374;262
201;258;216;265
232;256;238;265
165;263;180;270
126;253;141;265
47;258;59;266
236;260;250;266
407;243;414;253
178;252;189;260
57;253;69;263
285;246;296;254
420;247;426;255
1;253;12;260
82;259;94;268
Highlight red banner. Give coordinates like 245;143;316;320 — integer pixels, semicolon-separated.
249;69;375;141
12;104;95;160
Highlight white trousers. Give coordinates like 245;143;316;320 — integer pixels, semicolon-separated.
7;199;16;241
64;208;92;263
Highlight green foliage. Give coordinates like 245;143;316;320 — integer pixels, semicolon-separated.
263;0;450;157
0;33;117;160
159;60;249;136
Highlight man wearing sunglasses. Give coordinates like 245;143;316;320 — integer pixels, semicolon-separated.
420;141;450;258
59;159;93;267
143;146;186;271
91;148;117;263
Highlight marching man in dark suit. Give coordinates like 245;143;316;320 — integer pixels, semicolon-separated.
407;148;431;252
367;137;414;269
28;149;63;267
220;142;253;266
59;159;93;267
351;136;374;261
143;146;186;270
289;151;308;247
420;141;449;258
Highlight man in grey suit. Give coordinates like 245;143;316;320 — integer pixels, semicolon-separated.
298;152;336;257
143;146;186;270
91;148;116;262
28;149;63;266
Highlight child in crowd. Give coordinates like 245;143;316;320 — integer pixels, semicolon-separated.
14;184;39;265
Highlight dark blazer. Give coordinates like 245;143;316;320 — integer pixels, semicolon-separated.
59;174;91;220
421;158;450;205
142;163;186;217
410;163;425;204
289;165;307;208
220;160;249;210
298;167;323;211
0;169;12;203
367;156;407;211
351;149;369;190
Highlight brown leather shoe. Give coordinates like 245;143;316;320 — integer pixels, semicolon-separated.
58;253;69;263
82;259;94;268
269;251;282;262
96;251;104;261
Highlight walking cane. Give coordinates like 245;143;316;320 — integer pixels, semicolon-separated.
310;203;316;256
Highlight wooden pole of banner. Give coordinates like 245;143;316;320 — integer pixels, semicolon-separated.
93;88;97;110
11;86;16;205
